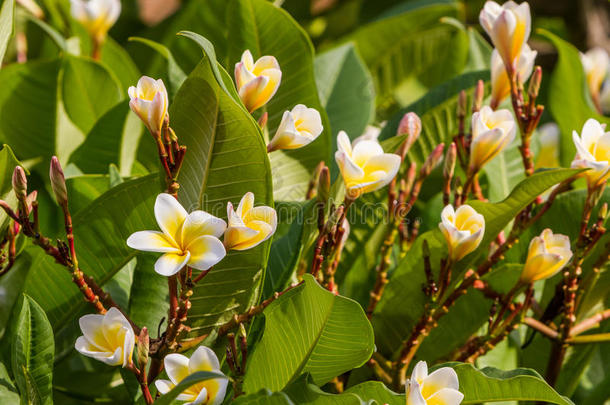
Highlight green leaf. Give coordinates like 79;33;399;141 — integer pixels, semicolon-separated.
378;70;488;163
234;389;294;405
65;174;110;215
346;2;468;106
128;37;186;97
24;173;160;331
0;362;19;403
539;29;610;166
153;371;228;405
0;0;14;64
127;254;168;333
170;55;273;337
345;381;404;404
61;55;123;134
100;37;141;93
243;274;374;392
0;253;32;339
452;363;574;404
314;43;375;141
69;100;144;176
470;168;583;247
283;374;365;404
226;0;331;200
11;294;54;405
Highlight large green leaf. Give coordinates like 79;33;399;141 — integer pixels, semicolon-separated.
453;363;574;404
0;253;32;339
153;371;228;405
234;389;294;405
61;55;123;134
346;2;468;106
24;173;160;330
540;30;610;166
345;381;404;404
170;56;273;337
283;374;365;404
226;0;331;201
11;294;54;405
69;100;144;176
0;362;19;403
243;274;374;392
127;254;168;334
314;43;375;141
0;0;14;64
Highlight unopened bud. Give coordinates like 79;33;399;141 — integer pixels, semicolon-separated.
404;162;417;193
396;112;422;159
598;203;608;221
238;323;247;339
528;66;542;100
258;111;268;129
421;143;445;177
12;166;27;198
473;80;485;113
457;90;467;118
49;156;68;207
324;205;344;234
137;327;149;369
443;143;457;180
317;166;330;203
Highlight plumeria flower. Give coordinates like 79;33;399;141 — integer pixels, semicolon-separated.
224;192;277;251
479;1;531;70
74;307;134;367
234;50;282;112
405;361;464;405
490;45;537;108
469;106;516;171
581;47;609;103
535;122;560;168
571;118;610;188
70;0;121;42
128;76;169;135
127;194;226;276
335;130;401;198
520;229;572;283
267;104;323;152
155;346;228;405
439;204;485;262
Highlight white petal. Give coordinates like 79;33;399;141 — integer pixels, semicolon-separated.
187;387;208;405
188;346;221;373
154;379;174;394
164;353;191;385
412;361;429;382
126;231;179;253
427;388;465;405
209;378;229;405
424;367;460;391
154;252;191;276
181;211;227;245
186;236;226;271
155;193;187;243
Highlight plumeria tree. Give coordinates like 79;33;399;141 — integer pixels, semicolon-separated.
0;0;609;404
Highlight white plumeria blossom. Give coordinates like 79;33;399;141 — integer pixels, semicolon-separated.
127;194;226;277
234;50;282;112
520;228;572;283
335;130;401;197
490;44;537;108
267;104;323;151
128;76;169;135
470;106;516;171
571;118;610;187
70;0;121;41
224;192;277;251
439;204;485;262
479;1;531;70
155;346;228;405
405;361;464;405
580;47;609;98
74;307;134;367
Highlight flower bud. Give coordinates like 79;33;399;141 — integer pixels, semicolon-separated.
137;327;149;370
317;166;330;203
128;76;169;135
479;1;531;70
469;106;516;171
234;50;282;113
439;204;485;261
520;229;572;283
527;65;542;100
267;104;323;151
420;143;445;178
473;80;485;112
397;112;422;159
444;143;457;180
12;166;27;198
457;90;467;118
50;156;68;207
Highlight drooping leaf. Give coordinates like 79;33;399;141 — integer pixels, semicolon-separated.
539;29;610;166
243;274;374;392
226;0;332;201
170;55;273;337
11;294;54;405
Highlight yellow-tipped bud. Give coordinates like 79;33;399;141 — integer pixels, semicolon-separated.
469;106;516;171
439;204;485;261
234;50;282;113
128;76;169;135
520;229;572;283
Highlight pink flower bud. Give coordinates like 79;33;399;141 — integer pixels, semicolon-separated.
50;156;68;207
